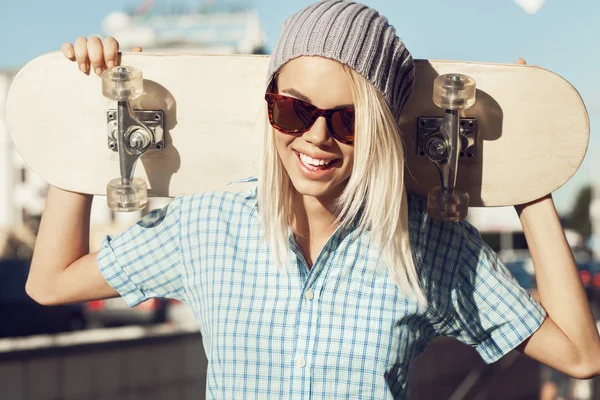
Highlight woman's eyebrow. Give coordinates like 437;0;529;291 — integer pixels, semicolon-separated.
282;88;311;103
281;88;354;109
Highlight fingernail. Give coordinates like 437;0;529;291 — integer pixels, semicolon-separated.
67;50;74;58
79;63;87;72
107;61;114;68
95;68;102;76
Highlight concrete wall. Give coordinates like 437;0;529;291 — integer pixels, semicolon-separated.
0;326;207;400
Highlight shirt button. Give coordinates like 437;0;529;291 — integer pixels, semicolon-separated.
304;290;314;300
295;356;306;368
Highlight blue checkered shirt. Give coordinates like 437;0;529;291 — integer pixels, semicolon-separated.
98;184;546;399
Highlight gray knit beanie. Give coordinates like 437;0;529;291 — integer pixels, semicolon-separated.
267;0;415;118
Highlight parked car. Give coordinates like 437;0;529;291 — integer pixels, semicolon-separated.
84;297;169;328
166;299;198;328
504;258;536;291
0;258;86;337
503;255;600;302
578;259;600;301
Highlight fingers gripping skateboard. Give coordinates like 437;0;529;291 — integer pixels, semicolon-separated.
425;74;476;222
102;66;164;212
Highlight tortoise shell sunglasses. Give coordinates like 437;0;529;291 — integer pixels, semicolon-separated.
264;79;355;145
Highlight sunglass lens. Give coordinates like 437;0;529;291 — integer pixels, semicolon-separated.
331;110;355;142
272;97;314;132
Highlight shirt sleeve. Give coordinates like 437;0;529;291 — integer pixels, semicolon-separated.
96;196;188;307
407;194;547;364
435;220;547;363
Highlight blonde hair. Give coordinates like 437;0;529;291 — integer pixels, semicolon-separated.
257;64;426;306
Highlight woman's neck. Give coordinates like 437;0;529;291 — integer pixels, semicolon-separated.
291;194;340;268
292;193;338;236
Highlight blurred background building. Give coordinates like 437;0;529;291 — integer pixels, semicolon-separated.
103;0;266;54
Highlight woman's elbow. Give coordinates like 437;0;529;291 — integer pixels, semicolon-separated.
25;277;57;306
567;358;600;380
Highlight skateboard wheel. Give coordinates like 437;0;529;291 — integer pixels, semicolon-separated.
433;74;476;110
102;66;143;101
106;177;148;212
427;186;469;222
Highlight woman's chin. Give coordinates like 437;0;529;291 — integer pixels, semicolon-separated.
290;178;343;203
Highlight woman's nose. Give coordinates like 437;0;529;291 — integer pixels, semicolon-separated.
302;116;333;146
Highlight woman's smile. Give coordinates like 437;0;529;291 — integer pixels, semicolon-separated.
294;150;340;177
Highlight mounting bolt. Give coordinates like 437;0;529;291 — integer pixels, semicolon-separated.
428;138;447;156
128;128;151;150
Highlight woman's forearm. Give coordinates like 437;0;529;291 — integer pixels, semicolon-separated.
517;195;600;366
26;185;93;297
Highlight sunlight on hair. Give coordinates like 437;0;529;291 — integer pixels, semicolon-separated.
336;66;426;307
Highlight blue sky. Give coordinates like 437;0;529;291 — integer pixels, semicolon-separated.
1;0;598;214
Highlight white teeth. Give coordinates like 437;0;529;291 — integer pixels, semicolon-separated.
299;153;331;166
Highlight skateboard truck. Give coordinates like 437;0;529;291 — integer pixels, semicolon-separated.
102;66;164;212
423;73;476;222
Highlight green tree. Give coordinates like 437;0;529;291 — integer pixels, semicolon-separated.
564;185;593;246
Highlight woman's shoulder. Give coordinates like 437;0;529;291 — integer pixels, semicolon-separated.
406;191;474;244
406;191;485;275
176;186;259;220
407;191;511;302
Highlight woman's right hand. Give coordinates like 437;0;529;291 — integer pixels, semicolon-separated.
61;36;142;77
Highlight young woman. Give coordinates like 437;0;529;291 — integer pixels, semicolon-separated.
26;0;600;398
